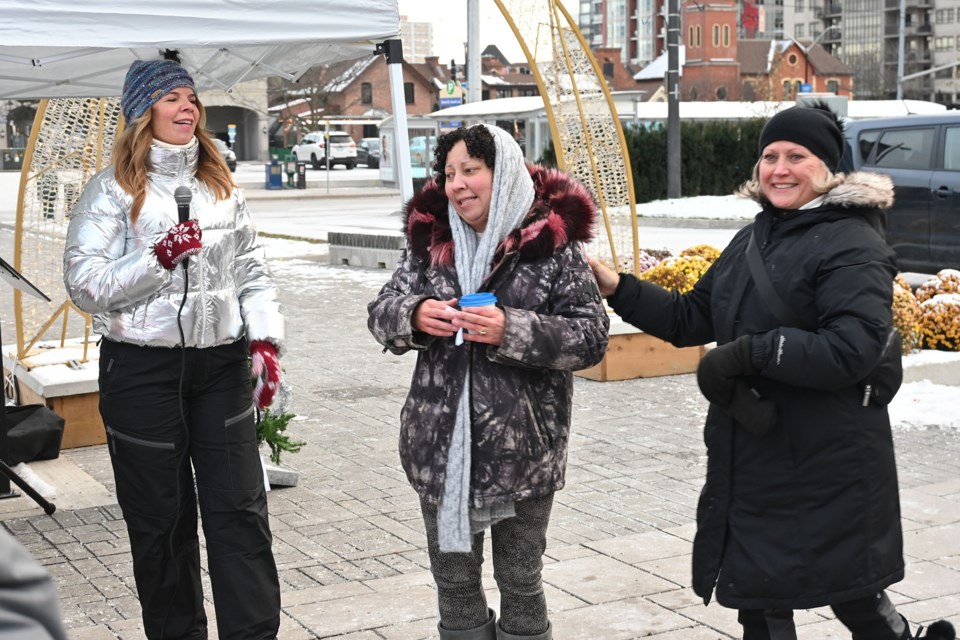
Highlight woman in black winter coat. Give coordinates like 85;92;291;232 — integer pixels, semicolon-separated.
368;124;608;640
590;104;955;640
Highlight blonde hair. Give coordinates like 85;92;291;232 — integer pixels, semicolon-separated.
735;157;845;205
113;98;234;223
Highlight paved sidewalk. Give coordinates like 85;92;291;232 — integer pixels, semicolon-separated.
1;238;958;640
0;172;957;639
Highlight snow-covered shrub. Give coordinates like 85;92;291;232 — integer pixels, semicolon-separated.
918;293;960;351
915;268;960;303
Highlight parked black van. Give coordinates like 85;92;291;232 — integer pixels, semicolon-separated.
839;112;960;275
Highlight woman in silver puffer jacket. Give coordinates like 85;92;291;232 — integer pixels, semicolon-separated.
63;58;284;640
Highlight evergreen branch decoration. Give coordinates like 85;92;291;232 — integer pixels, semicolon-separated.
257;407;305;465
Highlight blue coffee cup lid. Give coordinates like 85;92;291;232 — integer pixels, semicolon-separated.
459;292;497;307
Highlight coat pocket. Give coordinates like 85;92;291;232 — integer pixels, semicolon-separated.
521;385;554;454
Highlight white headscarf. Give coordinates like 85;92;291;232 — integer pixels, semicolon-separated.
437;124;535;552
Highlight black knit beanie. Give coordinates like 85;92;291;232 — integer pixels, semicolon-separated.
758;104;845;172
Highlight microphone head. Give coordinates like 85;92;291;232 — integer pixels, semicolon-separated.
174;186;192;206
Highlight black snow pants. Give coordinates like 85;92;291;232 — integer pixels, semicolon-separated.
738;592;908;639
98;338;280;640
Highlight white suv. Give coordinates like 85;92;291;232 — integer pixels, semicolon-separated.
291;131;357;170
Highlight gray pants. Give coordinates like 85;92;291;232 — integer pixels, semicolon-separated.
421;493;554;636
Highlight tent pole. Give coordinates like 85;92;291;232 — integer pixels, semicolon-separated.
381;39;413;203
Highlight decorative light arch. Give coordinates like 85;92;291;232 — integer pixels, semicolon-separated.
493;0;641;274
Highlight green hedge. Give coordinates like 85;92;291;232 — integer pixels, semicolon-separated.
536;118;768;203
626;118;767;203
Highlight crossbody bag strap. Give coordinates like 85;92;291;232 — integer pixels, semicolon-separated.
745;229;806;328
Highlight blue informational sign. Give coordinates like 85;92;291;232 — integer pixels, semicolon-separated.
799;83;813;93
440;97;462;108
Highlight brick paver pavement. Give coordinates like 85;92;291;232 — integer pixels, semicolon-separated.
1;233;958;639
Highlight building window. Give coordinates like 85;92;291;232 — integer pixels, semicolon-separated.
793;80;802;95
361;82;372;104
695;25;702;47
796;0;804;10
716;86;729;100
796;24;805;38
827;79;839;93
783;79;792;97
788;53;799;65
713;24;720;47
404;82;415;104
935;36;952;51
722;25;730;47
688;26;695;46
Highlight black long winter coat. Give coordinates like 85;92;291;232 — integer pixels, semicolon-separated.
367;165;609;508
609;172;903;610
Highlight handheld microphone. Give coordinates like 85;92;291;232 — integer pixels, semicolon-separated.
174;186;192;224
174;186;192;268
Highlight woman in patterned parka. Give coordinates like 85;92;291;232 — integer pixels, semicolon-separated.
368;124;608;640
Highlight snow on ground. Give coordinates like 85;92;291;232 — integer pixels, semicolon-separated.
889;380;960;430
636;194;758;220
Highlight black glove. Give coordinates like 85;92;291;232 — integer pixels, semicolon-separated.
696;335;758;406
725;381;777;437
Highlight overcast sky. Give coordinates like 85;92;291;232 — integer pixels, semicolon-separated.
396;0;573;65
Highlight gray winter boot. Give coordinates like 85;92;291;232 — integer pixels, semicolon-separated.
437;609;497;640
496;621;552;640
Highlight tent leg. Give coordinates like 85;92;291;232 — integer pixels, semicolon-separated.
380;38;414;203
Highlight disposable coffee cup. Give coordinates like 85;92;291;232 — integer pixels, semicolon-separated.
456;292;497;345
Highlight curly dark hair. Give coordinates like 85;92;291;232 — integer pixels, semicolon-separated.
431;125;496;189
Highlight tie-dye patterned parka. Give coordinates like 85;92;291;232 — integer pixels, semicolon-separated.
367;164;609;508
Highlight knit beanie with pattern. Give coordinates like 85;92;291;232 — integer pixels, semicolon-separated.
121;60;196;123
758;104;845;172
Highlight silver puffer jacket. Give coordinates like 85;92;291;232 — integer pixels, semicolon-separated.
63;142;284;352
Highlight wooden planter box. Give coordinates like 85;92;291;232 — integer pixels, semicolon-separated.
576;315;705;381
3;340;105;449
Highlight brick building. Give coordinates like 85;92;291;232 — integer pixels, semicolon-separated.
270;56;448;143
633;0;854;103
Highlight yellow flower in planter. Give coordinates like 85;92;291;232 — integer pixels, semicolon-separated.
918;293;960;351
680;244;721;264
640;254;711;293
915;269;960;303
892;274;922;354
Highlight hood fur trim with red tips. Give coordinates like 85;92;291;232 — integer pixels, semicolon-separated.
402;164;597;267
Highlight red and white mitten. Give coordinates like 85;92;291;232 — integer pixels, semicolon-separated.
250;340;281;409
154;220;202;270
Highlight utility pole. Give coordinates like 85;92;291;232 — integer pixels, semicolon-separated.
467;0;481;103
896;0;905;99
666;0;681;198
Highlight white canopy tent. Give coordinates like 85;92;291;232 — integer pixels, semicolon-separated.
0;0;414;199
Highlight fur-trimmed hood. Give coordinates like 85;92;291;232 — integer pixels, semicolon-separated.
402;163;597;267
822;170;894;210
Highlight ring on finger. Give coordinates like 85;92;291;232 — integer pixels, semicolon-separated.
479;329;487;336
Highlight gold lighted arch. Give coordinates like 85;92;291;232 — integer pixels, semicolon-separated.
494;0;640;274
12;98;121;363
